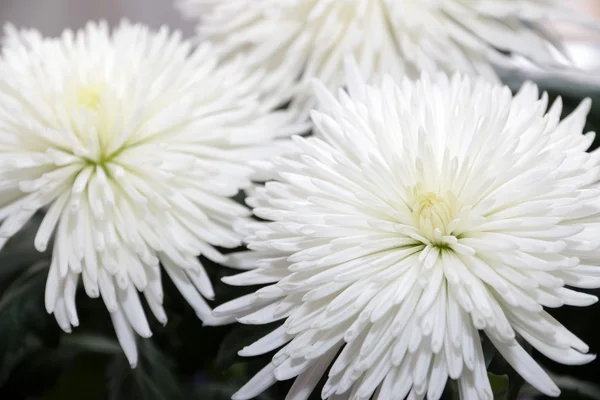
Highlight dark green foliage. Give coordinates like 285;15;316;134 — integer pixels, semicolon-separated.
105;340;181;400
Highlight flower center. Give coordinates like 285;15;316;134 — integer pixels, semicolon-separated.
76;84;104;110
68;82;125;165
412;191;454;244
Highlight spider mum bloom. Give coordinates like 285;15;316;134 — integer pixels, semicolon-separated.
214;60;600;399
178;0;597;116
0;21;304;366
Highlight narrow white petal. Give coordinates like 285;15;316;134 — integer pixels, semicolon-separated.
487;334;560;397
110;309;138;368
232;363;277;400
117;283;152;338
44;259;61;314
162;255;212;320
285;345;338;400
239;325;294;357
53;297;72;333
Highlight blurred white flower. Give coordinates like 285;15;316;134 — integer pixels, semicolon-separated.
178;0;597;117
214;60;600;399
0;20;305;367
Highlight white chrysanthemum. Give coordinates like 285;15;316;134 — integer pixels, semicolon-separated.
178;0;597;116
0;21;305;366
214;60;600;400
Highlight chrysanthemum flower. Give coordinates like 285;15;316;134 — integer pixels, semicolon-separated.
178;0;597;117
0;20;305;366
214;60;600;399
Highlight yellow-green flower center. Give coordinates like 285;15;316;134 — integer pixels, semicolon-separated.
412;191;454;244
68;82;124;165
75;84;104;110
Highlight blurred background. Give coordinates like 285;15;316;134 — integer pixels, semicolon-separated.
1;0;599;73
0;0;598;38
0;0;195;36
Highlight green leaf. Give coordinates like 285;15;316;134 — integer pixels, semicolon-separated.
183;362;279;400
0;264;56;386
0;215;56;394
519;372;600;400
0;213;50;286
0;346;75;399
61;334;122;354
43;353;108;400
0;262;49;311
187;380;277;400
489;372;509;399
106;339;182;400
548;373;600;399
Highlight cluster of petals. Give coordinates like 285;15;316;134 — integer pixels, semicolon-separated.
178;0;596;116
0;20;306;366
214;60;600;399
